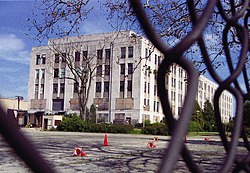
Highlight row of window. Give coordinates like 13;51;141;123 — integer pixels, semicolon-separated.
143;99;160;112
121;46;133;59
95;80;133;94
36;54;46;65
35;69;45;79
54;68;65;78
53;83;65;94
120;63;133;75
145;48;161;65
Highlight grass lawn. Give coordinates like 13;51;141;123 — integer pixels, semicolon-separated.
187;131;220;137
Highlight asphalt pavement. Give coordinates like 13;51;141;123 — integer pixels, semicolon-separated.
0;129;247;173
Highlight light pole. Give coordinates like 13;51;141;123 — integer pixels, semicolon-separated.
15;96;23;110
95;105;98;123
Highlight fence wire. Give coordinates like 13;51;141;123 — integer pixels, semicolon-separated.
130;0;249;172
0;0;249;173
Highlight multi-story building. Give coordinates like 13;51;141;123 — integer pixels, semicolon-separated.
28;31;233;129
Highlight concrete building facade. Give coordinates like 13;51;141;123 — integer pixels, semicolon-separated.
28;31;233;127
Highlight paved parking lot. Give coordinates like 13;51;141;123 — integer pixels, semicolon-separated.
0;129;247;172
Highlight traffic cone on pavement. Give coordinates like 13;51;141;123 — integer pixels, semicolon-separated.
103;134;109;146
81;151;87;157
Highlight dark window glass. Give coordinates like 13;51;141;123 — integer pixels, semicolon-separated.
35;84;39;99
128;80;132;92
121;47;126;59
96;82;101;92
148;83;150;94
62;53;66;63
155;54;157;64
104;82;109;92
105;65;110;75
128;63;133;74
52;99;64;111
60;83;65;93
120;64;125;74
41;54;46;64
128;46;133;58
105;49;110;60
36;55;40;65
54;69;59;78
74;82;79;93
55;54;59;63
53;83;58;93
97;65;102;75
75;51;80;61
83;51;88;60
97;49;103;60
120;81;124;92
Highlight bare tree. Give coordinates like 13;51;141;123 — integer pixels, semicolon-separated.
47;38;110;120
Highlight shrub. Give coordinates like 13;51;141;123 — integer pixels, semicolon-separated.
57;116;134;134
141;123;168;135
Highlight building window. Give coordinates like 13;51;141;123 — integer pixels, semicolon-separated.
60;68;65;78
96;82;101;92
41;69;45;79
35;84;39;99
120;64;125;74
97;65;102;75
154;101;156;111
121;47;126;59
83;51;88;60
62;53;66;63
105;49;110;60
155;54;157;64
105;65;110;75
41;54;46;64
97;49;103;60
144;82;147;93
158;56;161;65
35;69;39;79
53;83;58;93
60;83;65;93
52;99;64;111
128;80;132;92
120;81;124;92
128;63;133;74
55;54;59;63
36;55;40;65
145;48;148;58
75;51;80;61
148;83;150;94
154;85;156;95
104;82;109;92
54;69;59;78
74;82;79;93
157;102;159;112
128;46;133;58
40;84;44;94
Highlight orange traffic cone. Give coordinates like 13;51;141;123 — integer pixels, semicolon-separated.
103;134;109;146
81;151;87;157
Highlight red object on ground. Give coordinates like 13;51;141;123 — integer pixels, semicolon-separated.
103;134;109;146
147;140;156;148
204;137;209;141
81;151;87;157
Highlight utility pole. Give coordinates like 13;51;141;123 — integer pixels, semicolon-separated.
15;96;23;110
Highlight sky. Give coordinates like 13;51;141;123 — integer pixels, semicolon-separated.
0;1;112;100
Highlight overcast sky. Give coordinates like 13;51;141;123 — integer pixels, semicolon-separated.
0;1;112;100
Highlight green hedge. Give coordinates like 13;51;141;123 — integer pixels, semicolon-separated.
141;123;168;135
57;115;134;133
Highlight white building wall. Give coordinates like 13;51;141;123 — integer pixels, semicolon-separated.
28;31;233;125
